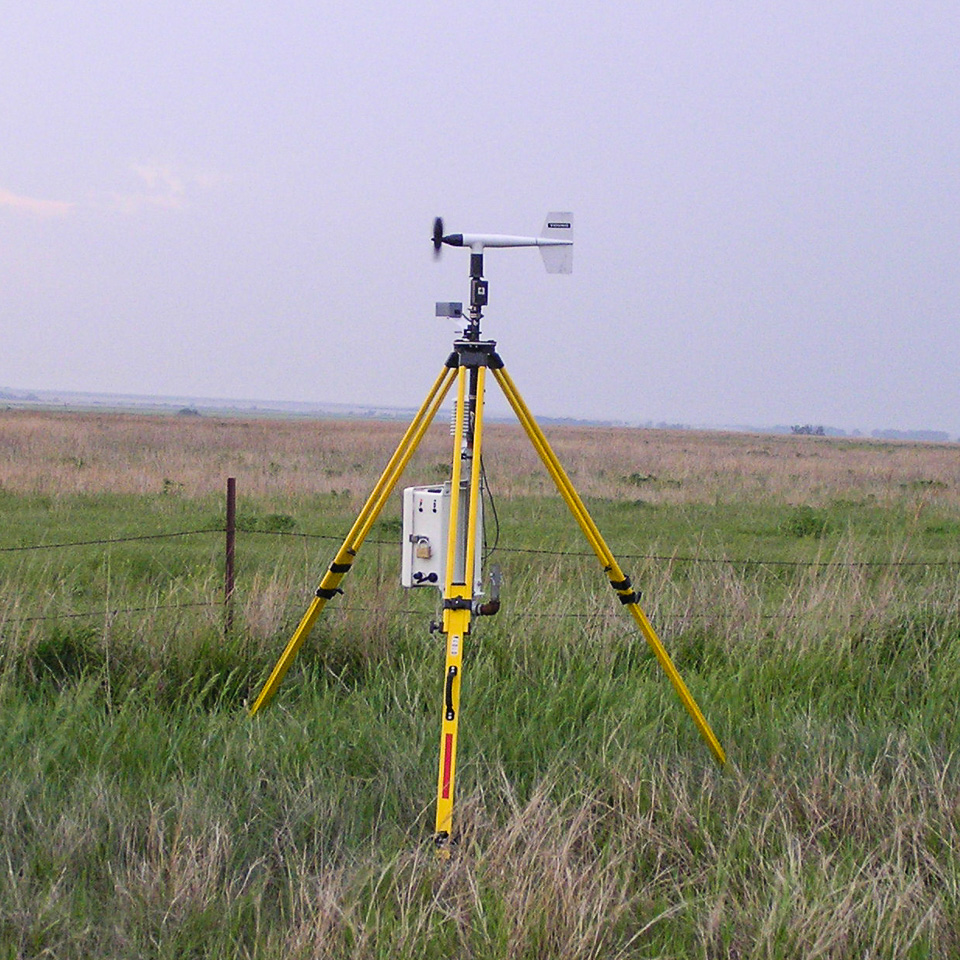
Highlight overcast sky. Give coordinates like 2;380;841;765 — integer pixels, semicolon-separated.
3;2;958;435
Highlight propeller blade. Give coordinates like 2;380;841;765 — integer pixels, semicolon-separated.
432;217;444;258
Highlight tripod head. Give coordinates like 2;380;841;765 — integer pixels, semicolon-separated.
433;213;573;338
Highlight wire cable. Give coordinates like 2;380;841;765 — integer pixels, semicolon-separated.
0;529;223;553
3;526;959;569
479;455;500;562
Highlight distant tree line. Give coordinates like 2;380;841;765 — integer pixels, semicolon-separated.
789;424;952;442
871;428;950;442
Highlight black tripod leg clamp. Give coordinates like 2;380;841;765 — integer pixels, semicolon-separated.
610;574;640;605
443;598;472;611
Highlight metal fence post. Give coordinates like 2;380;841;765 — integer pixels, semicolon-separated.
225;477;236;635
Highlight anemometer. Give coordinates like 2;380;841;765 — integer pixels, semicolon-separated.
248;213;725;853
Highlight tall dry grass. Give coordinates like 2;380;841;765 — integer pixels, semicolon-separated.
2;408;959;506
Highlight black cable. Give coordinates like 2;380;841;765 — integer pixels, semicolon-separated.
479;455;500;562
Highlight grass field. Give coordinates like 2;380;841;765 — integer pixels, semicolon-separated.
1;407;959;958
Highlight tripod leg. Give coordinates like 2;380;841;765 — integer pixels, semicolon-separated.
248;364;457;716
434;364;488;845
492;365;726;767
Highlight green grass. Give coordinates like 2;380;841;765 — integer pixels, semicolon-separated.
2;474;960;957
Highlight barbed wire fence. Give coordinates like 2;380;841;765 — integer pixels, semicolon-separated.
6;528;959;566
3;493;958;628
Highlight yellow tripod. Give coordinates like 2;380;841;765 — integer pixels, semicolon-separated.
248;232;726;850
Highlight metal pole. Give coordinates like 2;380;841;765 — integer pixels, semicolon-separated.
225;476;236;635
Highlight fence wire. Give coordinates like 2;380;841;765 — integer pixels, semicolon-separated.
2;522;958;628
0;529;221;552
5;526;957;568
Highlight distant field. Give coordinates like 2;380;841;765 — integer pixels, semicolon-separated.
3;406;959;502
1;408;959;958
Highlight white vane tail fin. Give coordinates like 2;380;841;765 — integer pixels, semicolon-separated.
539;212;573;274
